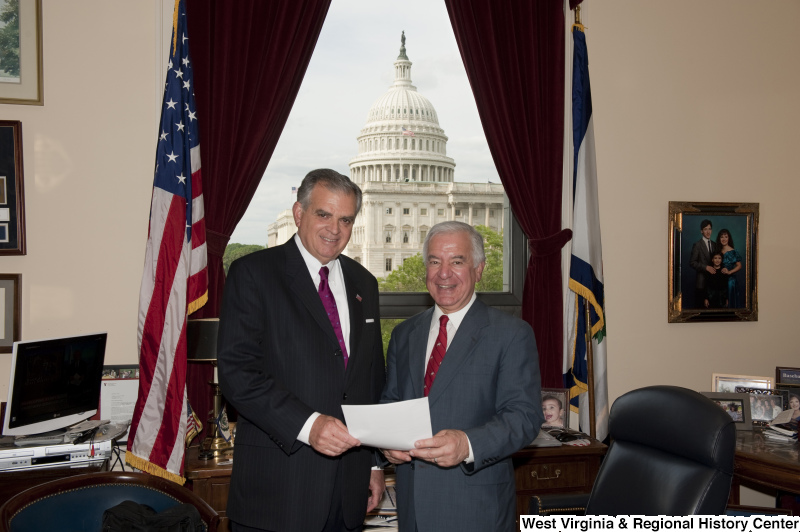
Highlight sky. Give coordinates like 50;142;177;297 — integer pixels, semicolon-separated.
228;0;499;245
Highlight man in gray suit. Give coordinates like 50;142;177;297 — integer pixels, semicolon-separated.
689;219;719;308
380;221;542;532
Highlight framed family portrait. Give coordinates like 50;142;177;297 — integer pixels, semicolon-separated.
0;0;44;105
668;202;758;323
701;392;753;431
0;121;26;255
0;273;20;353
541;388;569;428
734;387;787;425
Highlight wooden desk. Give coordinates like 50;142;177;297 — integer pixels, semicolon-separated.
730;430;800;504
512;439;606;520
184;446;232;532
185;440;608;530
0;459;109;507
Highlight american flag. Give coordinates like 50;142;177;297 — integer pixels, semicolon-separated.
402;127;415;137
126;0;207;484
291;186;297;194
184;395;203;446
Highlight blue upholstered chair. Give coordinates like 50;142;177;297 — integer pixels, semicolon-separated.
0;471;219;532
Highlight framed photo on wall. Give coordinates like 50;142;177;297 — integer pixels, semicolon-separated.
541;388;569;428
0;274;21;353
668;201;758;322
0;0;44;105
0;121;26;255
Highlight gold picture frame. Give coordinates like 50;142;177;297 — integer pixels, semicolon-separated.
0;0;43;105
668;201;758;322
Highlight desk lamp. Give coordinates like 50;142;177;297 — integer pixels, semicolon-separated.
186;318;233;460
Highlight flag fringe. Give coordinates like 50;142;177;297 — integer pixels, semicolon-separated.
188;290;208;316
568;278;605;337
125;452;186;486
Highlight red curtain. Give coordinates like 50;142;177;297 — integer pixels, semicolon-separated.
186;0;332;318
182;0;331;439
444;1;570;388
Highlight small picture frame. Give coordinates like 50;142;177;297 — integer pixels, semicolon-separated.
701;392;753;431
0;273;21;353
0;0;44;105
668;201;758;322
775;367;800;386
734;387;787;425
712;373;772;393
541;388;569;428
0;121;26;255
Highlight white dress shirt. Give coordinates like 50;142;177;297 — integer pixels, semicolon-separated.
425;293;477;463
294;234;351;445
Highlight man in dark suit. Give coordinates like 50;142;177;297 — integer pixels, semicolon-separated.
217;169;386;532
380;221;542;532
689;219;719;308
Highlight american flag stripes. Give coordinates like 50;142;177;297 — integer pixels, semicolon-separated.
126;0;207;484
402;127;415;136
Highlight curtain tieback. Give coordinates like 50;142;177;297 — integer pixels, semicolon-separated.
528;228;573;258
206;230;230;258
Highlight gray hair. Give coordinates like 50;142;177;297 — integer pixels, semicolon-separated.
422;221;486;266
296;169;363;215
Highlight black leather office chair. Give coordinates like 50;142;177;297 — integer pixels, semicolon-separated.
530;385;736;516
0;471;219;532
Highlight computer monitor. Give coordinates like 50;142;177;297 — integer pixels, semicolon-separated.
2;332;108;436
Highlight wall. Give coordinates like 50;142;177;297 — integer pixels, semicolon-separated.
586;1;800;505
0;1;159;397
586;0;800;411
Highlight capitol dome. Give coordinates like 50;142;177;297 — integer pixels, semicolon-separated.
349;32;455;184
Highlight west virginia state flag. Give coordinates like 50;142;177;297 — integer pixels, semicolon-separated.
564;27;609;442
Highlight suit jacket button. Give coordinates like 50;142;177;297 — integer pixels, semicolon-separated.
342;393;348;401
410;463;415;470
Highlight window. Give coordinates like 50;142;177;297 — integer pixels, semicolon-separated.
437;209;444;216
490;210;495;217
403;208;410;215
385;231;392;243
385;258;392;271
403;232;409;243
386;207;392;215
420;208;427;216
455;209;462;216
420;229;427;242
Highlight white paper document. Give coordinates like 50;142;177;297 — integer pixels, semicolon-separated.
342;397;432;450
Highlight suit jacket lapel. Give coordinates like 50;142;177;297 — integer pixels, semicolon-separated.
284;239;341;352
410;308;434;398
341;260;363;383
427;300;489;406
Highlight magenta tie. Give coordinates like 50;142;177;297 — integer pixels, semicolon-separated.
424;315;449;396
319;266;348;368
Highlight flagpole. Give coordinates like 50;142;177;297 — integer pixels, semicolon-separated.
584;298;596;440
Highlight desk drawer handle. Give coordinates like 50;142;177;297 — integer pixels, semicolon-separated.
531;468;561;481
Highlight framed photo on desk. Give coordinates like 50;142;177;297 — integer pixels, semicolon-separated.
701;392;753;431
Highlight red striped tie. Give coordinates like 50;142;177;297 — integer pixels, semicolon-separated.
424;315;449;396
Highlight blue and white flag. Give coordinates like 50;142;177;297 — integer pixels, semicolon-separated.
564;28;609;442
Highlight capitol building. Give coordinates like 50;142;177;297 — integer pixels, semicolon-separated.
268;33;505;278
